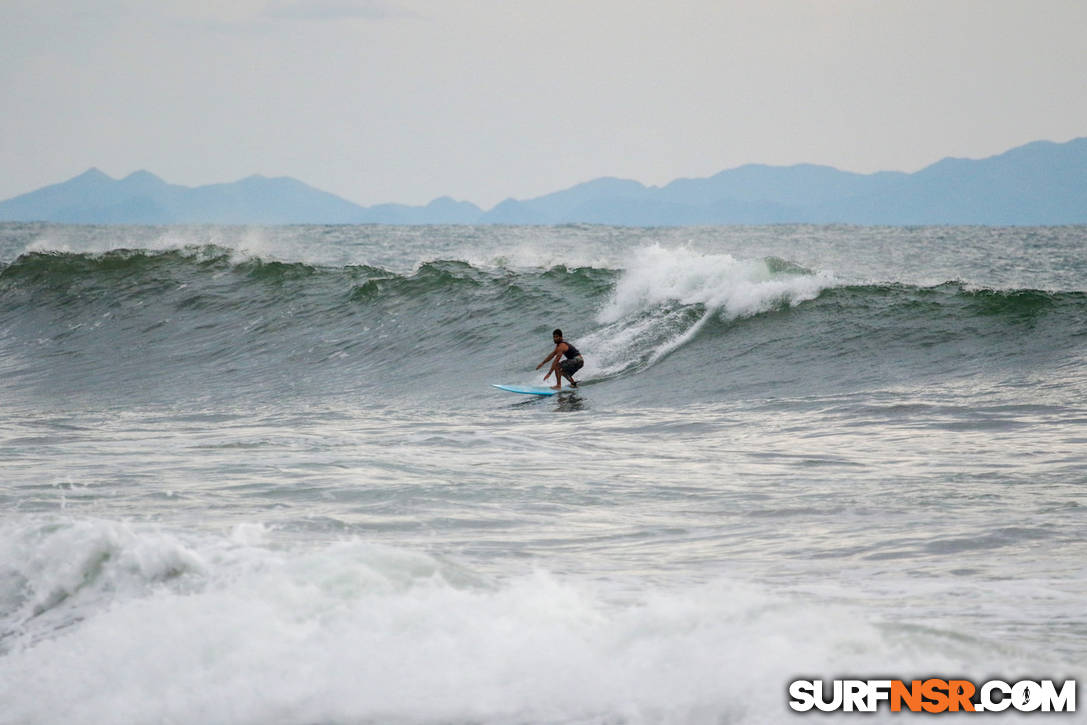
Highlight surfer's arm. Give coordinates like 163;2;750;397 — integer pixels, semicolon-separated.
535;344;562;370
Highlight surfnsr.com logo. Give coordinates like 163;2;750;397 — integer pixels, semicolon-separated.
788;679;1076;713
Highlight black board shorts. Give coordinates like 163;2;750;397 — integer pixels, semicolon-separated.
560;355;584;377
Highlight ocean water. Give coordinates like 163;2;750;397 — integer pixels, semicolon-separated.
0;222;1084;724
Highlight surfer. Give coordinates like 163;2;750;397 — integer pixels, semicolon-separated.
536;328;583;390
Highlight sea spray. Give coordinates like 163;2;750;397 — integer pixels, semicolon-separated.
584;244;833;378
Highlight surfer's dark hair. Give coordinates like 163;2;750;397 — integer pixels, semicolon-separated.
553;329;563;337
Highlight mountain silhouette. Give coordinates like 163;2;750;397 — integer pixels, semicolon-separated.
2;138;1084;225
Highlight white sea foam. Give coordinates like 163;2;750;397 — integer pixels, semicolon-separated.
0;517;1050;725
598;244;830;324
583;244;834;378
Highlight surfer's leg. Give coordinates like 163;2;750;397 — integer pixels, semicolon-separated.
561;358;581;387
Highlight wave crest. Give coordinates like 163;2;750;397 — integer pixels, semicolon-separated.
585;245;834;377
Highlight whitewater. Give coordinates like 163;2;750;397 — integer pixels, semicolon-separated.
1;223;1084;724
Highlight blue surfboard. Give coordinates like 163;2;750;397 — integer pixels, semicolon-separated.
491;384;560;396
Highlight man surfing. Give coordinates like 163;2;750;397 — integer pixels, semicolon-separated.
536;328;584;390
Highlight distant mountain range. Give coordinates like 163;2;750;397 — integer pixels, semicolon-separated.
2;138;1085;225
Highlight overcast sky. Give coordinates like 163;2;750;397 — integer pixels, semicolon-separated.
2;0;1085;208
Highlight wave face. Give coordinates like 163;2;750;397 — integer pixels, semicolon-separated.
1;228;1085;410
